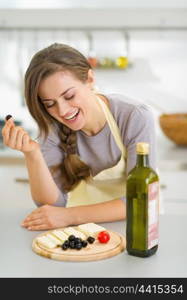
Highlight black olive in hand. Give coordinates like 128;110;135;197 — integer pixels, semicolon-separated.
5;115;12;121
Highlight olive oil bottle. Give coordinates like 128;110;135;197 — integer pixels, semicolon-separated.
126;142;159;257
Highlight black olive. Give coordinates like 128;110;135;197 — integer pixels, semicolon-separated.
75;243;82;250
69;241;76;249
68;235;76;242
5;115;12;121
63;240;69;247
87;236;95;244
62;243;68;250
82;240;88;247
74;237;82;244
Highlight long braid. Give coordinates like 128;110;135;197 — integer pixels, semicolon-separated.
58;125;77;154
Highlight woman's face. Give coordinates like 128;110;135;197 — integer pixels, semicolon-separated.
38;70;95;131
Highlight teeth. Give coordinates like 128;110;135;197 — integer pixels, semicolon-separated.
64;109;79;120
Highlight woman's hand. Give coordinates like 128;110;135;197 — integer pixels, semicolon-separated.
21;205;70;230
2;116;39;154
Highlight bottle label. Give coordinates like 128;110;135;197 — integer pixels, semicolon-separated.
148;182;159;249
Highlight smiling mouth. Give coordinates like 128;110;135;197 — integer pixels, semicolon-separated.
64;109;80;121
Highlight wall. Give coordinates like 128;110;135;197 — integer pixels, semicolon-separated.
0;8;187;28
0;6;186;135
1;0;187;9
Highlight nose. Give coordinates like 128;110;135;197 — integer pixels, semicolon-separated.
57;99;71;117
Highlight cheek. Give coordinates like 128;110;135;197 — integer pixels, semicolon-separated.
77;101;88;114
45;108;57;119
75;93;90;110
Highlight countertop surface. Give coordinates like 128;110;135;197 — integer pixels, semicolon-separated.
0;196;187;278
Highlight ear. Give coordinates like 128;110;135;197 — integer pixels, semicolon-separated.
86;69;95;89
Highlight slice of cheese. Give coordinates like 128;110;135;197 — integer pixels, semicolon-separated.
77;223;106;237
36;236;57;249
63;227;86;240
46;233;62;246
52;230;68;243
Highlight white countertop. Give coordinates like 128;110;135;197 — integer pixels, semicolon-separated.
0;210;186;278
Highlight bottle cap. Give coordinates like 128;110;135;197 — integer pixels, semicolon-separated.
136;142;149;154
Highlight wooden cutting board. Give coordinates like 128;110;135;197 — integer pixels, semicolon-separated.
32;229;126;262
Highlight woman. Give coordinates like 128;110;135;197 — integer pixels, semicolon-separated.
2;43;157;231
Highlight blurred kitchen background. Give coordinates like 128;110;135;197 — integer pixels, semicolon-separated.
0;0;187;215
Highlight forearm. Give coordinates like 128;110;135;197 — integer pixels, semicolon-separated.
67;198;126;226
24;149;59;205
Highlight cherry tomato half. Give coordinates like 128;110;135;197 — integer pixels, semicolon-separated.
97;231;110;243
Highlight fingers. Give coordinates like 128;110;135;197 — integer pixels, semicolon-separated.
2;117;15;144
27;224;48;231
21;205;54;231
22;218;42;227
22;213;44;230
22;213;41;223
8;126;24;148
22;218;43;229
15;130;27;150
22;217;49;231
2;117;30;150
22;206;47;228
23;209;42;223
22;134;30;148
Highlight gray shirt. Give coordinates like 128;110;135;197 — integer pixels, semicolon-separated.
38;93;157;207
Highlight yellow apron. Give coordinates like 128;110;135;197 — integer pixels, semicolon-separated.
66;96;127;207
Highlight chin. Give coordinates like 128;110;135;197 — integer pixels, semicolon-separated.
65;122;85;132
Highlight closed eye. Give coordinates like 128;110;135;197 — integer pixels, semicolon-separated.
65;95;74;101
41;94;75;109
44;101;55;109
45;96;74;108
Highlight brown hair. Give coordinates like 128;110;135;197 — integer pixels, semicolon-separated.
24;43;92;192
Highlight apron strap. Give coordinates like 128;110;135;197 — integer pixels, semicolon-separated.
96;96;126;158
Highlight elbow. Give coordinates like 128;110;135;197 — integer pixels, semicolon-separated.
32;196;57;207
31;189;60;207
32;190;66;207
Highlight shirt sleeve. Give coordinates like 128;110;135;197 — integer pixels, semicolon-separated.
36;131;68;207
124;104;157;176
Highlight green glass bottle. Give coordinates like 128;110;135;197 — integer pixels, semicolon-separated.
126;142;159;257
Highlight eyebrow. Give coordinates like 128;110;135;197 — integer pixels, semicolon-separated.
41;87;74;102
